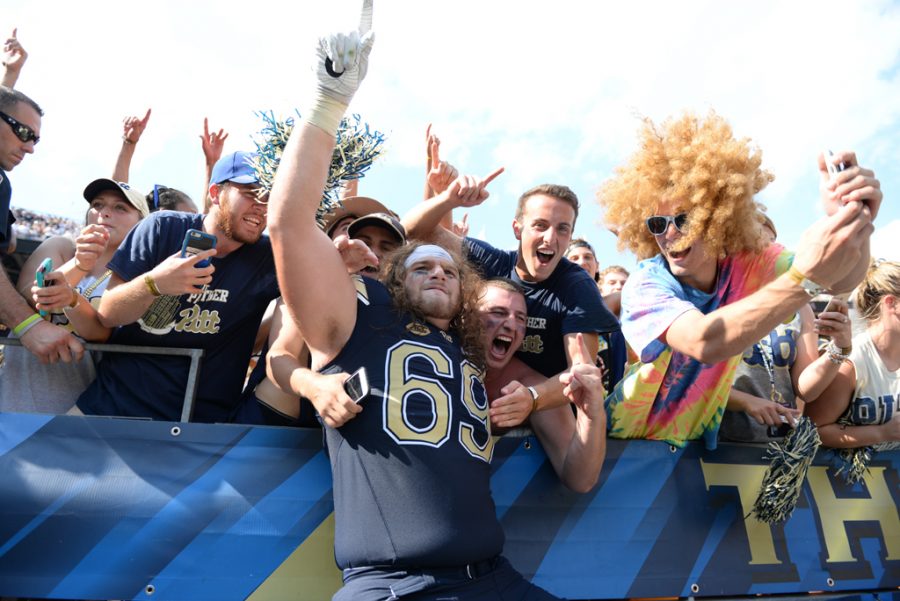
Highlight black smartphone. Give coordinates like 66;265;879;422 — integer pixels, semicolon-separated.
180;229;217;268
343;367;370;404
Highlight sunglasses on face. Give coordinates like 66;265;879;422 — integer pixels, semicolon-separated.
646;213;688;236
0;110;40;144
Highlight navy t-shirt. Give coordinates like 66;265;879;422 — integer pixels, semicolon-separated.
77;212;279;422
0;170;14;254
465;237;619;378
323;276;504;568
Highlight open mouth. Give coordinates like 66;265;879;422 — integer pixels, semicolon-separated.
243;216;262;228
535;249;554;265
491;335;513;357
667;246;691;260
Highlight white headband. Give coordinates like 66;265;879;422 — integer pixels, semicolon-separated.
404;244;455;269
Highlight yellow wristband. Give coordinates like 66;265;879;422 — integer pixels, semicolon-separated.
13;313;42;337
787;265;806;285
144;274;162;297
68;289;80;308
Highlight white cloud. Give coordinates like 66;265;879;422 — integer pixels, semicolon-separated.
1;0;897;266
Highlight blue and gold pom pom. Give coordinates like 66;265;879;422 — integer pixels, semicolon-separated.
251;110;386;227
751;416;821;524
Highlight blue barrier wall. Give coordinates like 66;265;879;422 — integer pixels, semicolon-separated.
0;413;897;600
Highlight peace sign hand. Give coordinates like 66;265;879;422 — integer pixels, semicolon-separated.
559;333;606;420
315;0;376;104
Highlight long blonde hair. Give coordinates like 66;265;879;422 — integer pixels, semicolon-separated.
854;260;900;322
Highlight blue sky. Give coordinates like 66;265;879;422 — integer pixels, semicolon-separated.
4;0;899;270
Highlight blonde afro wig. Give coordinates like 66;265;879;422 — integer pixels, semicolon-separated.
599;111;775;261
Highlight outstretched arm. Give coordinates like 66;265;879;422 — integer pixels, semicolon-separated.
1;28;27;88
113;109;151;182
402;167;503;249
267;0;374;366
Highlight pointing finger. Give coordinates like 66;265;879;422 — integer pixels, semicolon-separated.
359;0;373;34
482;166;505;187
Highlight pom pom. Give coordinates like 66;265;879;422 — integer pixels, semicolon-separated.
751;416;821;524
251;110;386;227
833;446;872;485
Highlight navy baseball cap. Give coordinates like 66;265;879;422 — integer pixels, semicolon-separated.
210;151;258;185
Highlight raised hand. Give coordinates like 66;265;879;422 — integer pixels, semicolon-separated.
445;167;504;209
314;0;375;103
122;109;152;144
200;117;229;166
559;333;606;417
819;151;883;220
2;28;27;76
74;224;110;273
451;212;469;237
427;136;459;196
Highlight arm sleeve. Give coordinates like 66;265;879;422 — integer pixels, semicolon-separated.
463;237;515;278
107;214;169;282
620;264;697;363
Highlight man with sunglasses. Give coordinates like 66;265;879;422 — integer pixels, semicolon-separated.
0;86;85;365
599;111;883;449
76;150;280;423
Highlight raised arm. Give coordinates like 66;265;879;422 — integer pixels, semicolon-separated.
819;151;880;293
199;118;228;212
112;109;151;182
1;28;27;88
402;167;503;249
267;0;374;365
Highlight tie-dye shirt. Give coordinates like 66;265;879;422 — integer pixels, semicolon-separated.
606;244;793;449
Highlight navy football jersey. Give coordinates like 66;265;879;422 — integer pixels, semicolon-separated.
322;276;504;569
465;237;620;378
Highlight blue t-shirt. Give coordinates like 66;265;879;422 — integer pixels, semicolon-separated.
77;212;279;422
322;276;503;569
465;238;619;378
0;170;14;254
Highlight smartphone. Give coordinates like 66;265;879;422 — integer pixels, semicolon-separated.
35;257;53;317
823;149;848;179
180;229;217;268
767;414;792;438
343;367;370;404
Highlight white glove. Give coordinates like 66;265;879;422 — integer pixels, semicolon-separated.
314;0;375;105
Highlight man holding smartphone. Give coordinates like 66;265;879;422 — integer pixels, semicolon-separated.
76;150;279;423
0;85;83;364
598;111;882;448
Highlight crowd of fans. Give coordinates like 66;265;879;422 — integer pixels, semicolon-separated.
0;17;897;600
10;207;81;241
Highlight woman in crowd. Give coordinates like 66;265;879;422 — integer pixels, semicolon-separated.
805;260;900;450
0;179;147;413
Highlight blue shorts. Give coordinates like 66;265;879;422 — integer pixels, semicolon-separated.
334;556;562;601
